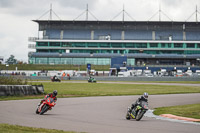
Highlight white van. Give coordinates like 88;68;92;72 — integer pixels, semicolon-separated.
196;70;200;76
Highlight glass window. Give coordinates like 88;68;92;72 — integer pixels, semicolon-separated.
100;43;110;47
88;43;98;47
61;58;72;64
129;50;139;53
37;42;48;46
111;43;122;48
49;42;60;47
72;58;85;65
29;57;36;64
62;42;72;47
49;58;61;64
186;43;195;48
37;49;49;52
134;43;147;48
73;43;85;47
174;43;183;48
161;43;165;48
97;58;111;65
125;43;133;48
198;44;200;48
35;58;48;64
150;43;158;48
85;58;98;65
127;58;135;66
167;43;172;48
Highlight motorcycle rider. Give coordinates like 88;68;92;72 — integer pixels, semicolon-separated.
39;90;58;106
129;92;148;113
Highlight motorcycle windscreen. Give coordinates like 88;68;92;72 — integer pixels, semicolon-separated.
50;98;54;103
140;101;148;109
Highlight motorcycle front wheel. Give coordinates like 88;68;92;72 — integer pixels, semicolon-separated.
36;108;39;114
136;110;145;121
39;104;49;115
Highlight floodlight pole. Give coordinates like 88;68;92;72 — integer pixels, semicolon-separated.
159;4;161;21
50;4;52;20
196;5;198;22
123;4;125;22
86;4;88;21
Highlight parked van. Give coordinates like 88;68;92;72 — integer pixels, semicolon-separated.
196;70;200;76
185;70;193;76
176;70;183;77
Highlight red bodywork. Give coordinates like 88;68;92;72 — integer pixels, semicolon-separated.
38;97;56;113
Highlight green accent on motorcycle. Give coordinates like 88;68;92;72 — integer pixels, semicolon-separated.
137;106;142;110
131;113;135;118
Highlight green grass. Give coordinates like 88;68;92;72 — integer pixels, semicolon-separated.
154;103;200;119
0;123;77;133
1;82;200;101
42;82;200;96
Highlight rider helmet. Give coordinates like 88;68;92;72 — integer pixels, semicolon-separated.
53;90;57;97
143;92;148;99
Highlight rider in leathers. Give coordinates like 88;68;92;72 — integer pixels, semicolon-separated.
129;92;148;113
39;90;57;106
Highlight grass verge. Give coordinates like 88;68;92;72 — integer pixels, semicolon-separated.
1;82;200;101
153;103;200;119
0;123;77;133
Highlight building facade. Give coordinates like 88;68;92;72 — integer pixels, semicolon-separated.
28;20;200;67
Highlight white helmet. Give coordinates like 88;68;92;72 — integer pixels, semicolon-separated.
143;92;148;99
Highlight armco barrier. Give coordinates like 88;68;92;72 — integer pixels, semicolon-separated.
0;85;44;96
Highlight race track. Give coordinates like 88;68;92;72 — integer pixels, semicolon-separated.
0;94;200;133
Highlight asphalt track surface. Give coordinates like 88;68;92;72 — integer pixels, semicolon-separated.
0;93;200;133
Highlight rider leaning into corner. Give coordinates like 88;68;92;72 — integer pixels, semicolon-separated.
39;90;58;106
129;92;148;113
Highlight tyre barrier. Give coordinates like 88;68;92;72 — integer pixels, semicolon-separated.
0;85;44;96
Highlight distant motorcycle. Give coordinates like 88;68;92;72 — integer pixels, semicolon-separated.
36;97;56;115
126;101;148;121
51;76;61;82
88;77;97;83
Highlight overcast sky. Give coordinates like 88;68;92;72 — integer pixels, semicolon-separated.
0;0;200;63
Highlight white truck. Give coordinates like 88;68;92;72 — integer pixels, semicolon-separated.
185;70;193;76
136;69;143;76
118;71;132;77
176;70;183;77
195;70;200;76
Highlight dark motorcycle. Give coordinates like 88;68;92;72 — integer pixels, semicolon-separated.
126;101;148;121
36;97;56;115
88;77;96;83
51;76;61;82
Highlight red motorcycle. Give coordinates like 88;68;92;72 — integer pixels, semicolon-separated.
36;97;56;115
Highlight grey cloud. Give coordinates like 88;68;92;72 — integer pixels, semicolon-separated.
0;0;15;8
0;0;99;15
56;0;99;10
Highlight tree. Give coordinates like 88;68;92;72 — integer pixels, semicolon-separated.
6;55;17;64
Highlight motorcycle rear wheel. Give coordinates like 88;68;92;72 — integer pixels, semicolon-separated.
126;112;130;120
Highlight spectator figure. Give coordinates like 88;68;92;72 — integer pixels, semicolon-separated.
67;73;70;80
103;71;104;76
62;72;66;80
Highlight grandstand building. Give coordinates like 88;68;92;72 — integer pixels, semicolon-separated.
28;20;200;68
